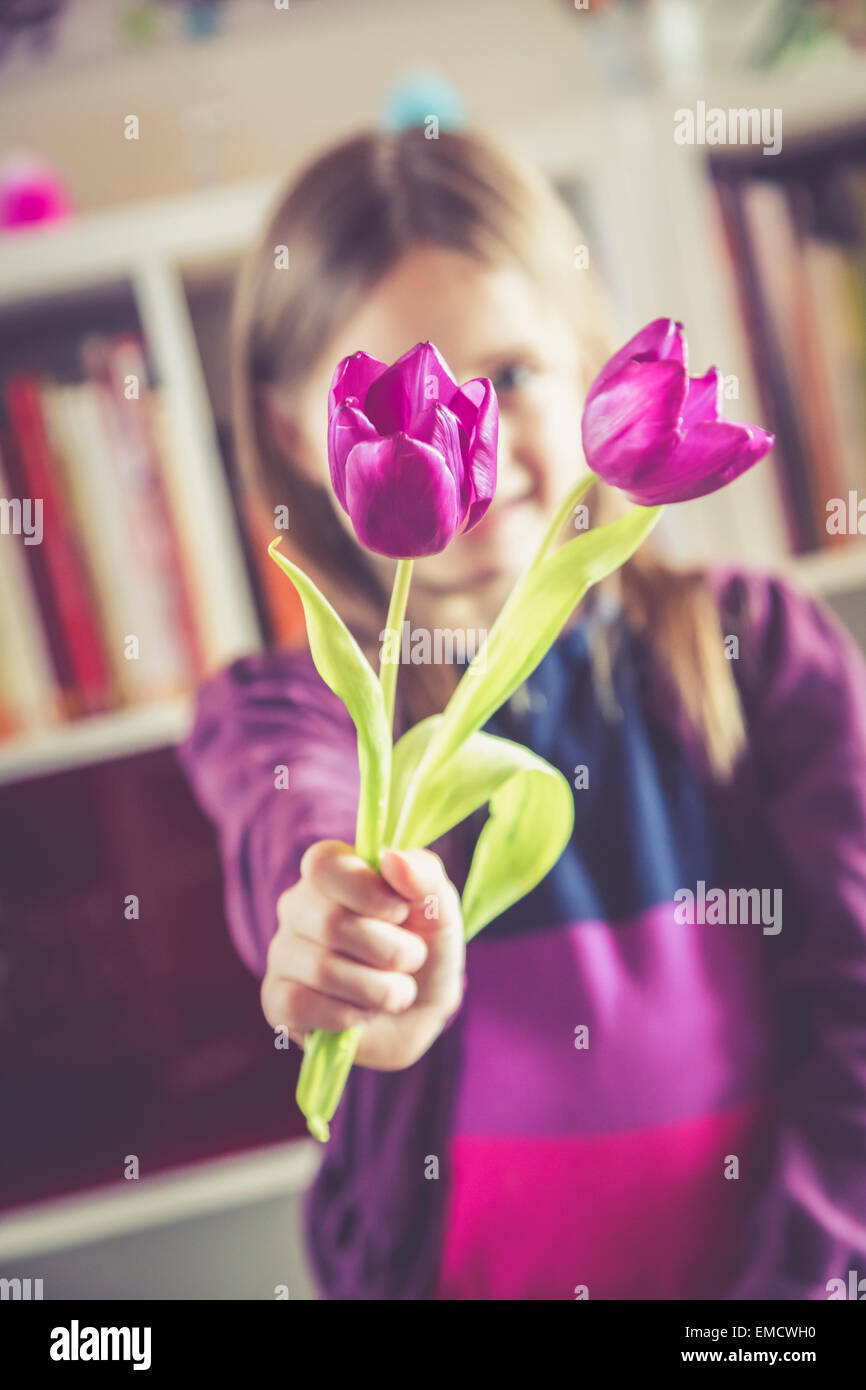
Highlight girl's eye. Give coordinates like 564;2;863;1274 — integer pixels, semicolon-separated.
491;362;535;394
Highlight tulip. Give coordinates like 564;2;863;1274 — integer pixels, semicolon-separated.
581;318;774;505
327;341;498;558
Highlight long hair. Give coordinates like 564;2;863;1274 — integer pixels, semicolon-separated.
231;127;745;777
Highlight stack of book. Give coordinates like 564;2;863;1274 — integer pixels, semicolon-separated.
713;150;866;555
0;332;213;741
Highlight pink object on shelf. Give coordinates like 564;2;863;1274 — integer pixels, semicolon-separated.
0;154;75;231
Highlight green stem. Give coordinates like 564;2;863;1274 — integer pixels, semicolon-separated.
531;470;596;570
296;1026;362;1143
391;472;596;847
379;558;414;733
297;559;415;1143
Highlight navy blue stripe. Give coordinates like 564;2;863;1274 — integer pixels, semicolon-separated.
478;611;727;937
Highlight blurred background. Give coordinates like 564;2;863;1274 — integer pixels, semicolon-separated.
1;0;865;1299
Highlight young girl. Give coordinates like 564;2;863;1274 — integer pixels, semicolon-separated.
179;128;866;1301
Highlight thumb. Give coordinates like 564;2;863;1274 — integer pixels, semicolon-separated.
379;849;466;1016
379;848;461;932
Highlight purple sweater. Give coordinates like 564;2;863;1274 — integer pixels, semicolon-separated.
178;567;866;1300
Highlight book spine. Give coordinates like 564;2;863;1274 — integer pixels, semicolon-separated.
2;380;113;715
106;334;204;678
717;174;818;554
79;333;197;697
0;442;61;733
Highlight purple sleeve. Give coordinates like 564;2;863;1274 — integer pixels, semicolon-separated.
176;649;359;979
722;572;866;1299
178;648;468;1300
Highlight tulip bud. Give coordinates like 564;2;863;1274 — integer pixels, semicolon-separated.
581;318;774;505
327;341;498;558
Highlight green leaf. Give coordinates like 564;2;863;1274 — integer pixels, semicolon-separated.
268;538;390;866
391;505;661;845
460;745;574;940
439;505;661;758
388;717;574;942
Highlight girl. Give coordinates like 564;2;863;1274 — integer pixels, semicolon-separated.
179;128;866;1300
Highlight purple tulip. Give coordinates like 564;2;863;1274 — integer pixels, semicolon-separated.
581;318;774;505
327;341;498;558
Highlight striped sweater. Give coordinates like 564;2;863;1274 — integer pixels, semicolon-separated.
178;567;866;1300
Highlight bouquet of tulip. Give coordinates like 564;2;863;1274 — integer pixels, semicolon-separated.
269;319;773;1141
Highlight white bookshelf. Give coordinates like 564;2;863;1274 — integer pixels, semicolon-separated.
785;540;866;598
0;178;286;784
512;60;866;591
2;70;865;785
0;698;192;786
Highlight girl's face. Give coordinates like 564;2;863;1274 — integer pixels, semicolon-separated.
274;244;586;619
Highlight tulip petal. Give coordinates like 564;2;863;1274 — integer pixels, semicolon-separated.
450;378;498;531
364;340;459;436
626;420;775;505
328;351;389;417
412;401;468;507
586;318;686;406
682;367;722;428
344;433;459;557
581;359;688;487
327;400;379;510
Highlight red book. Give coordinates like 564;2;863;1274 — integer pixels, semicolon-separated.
3;374;113;715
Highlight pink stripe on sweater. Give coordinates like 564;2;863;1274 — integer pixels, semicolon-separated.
435;1098;775;1300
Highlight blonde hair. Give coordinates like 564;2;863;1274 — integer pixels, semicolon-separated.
231;127;745;778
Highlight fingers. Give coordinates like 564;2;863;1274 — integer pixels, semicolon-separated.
300;840;411;924
261;973;374;1035
265;842;465;1049
379;849;465;1017
378;848;461;927
290;901;428;973
277;934;418;1014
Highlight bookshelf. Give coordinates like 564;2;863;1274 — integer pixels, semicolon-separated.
2;69;866;789
513;60;866;610
0;697;191;785
0;177;285;784
2;53;865;1249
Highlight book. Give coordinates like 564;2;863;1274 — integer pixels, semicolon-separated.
790;206;852;548
798;234;866;504
3;375;113;715
41;380;184;705
146;389;221;669
0;443;60;735
717;175;818;552
78;333;200;700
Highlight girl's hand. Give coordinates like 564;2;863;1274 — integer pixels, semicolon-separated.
261;840;466;1071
